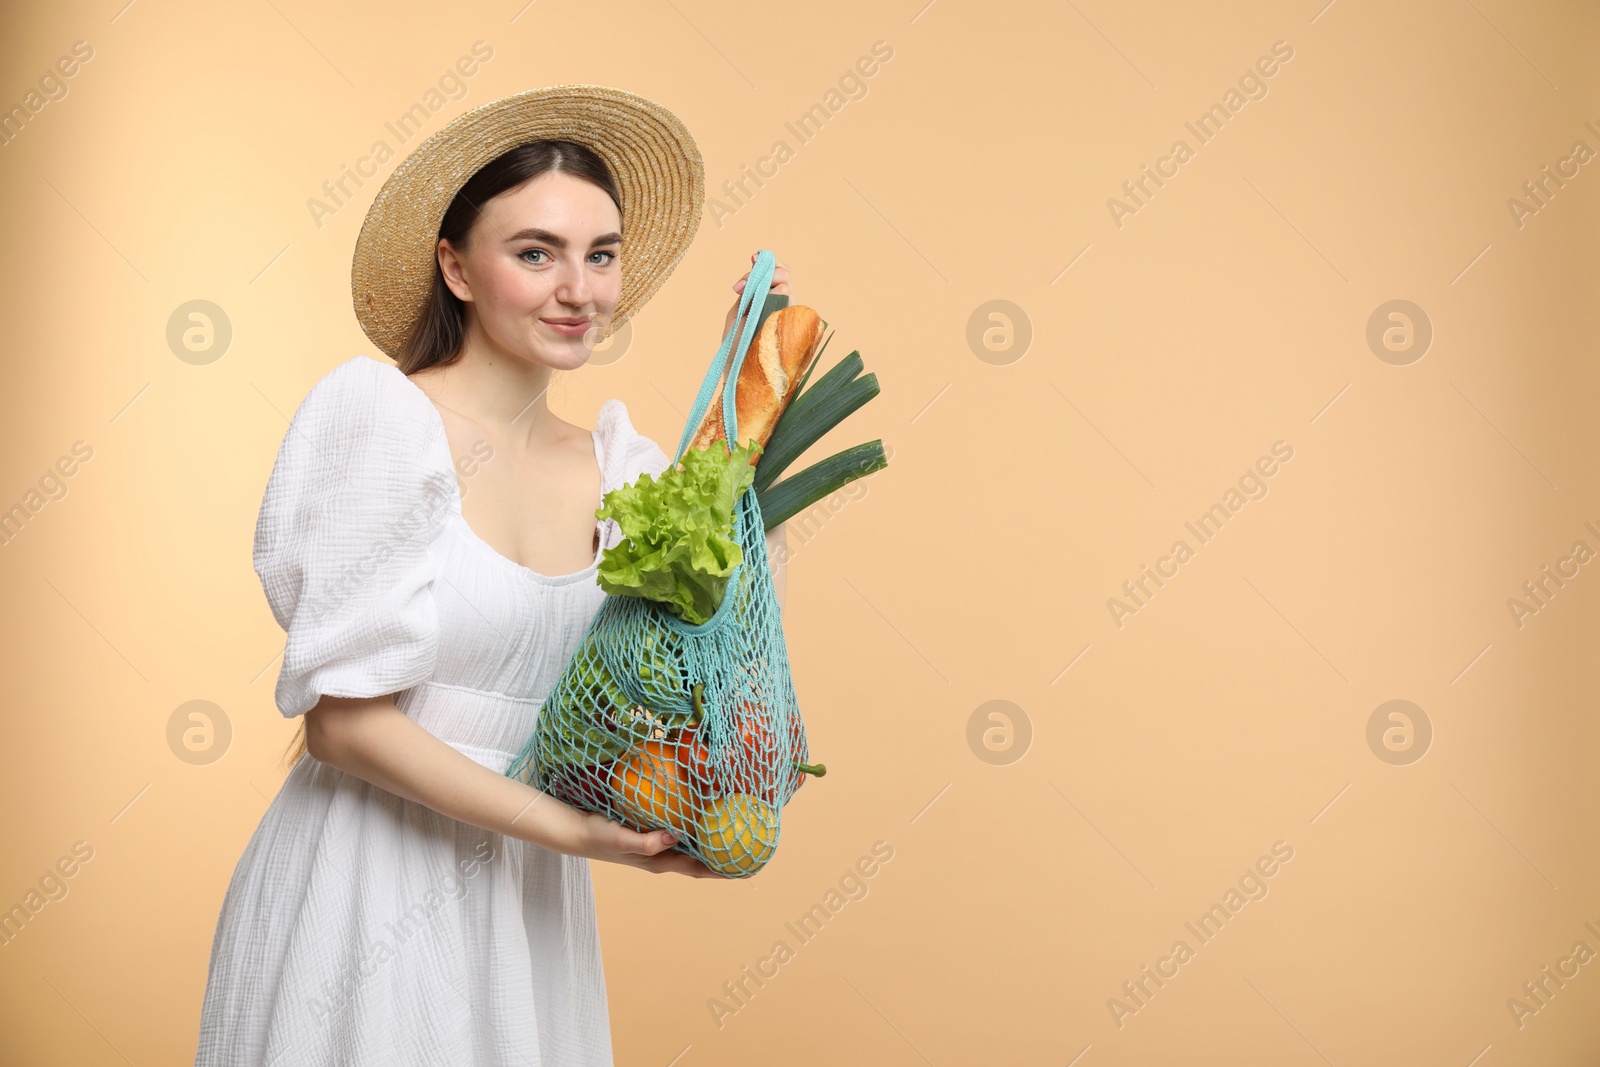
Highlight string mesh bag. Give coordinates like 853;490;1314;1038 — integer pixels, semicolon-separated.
505;250;818;878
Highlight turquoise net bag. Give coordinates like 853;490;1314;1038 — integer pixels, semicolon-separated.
505;250;817;877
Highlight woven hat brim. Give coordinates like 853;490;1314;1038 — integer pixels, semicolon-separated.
350;84;704;361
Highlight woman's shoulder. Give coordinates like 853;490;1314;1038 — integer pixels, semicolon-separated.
595;398;673;490
293;356;438;432
257;357;454;534
278;357;452;473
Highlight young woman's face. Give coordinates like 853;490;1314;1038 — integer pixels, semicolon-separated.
438;169;624;371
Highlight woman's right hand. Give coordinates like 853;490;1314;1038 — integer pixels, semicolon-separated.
575;811;734;879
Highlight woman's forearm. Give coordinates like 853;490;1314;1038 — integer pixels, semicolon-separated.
305;695;594;855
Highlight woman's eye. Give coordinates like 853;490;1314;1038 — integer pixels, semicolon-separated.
518;249;616;265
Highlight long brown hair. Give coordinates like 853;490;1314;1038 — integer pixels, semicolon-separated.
277;138;623;773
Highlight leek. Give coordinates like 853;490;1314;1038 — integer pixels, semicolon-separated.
756;442;887;529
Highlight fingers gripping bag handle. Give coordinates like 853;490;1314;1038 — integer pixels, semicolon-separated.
674;249;778;462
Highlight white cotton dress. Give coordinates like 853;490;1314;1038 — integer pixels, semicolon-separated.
194;355;672;1067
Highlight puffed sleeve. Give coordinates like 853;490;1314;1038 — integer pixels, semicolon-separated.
597;398;672;483
253;356;457;717
594;399;674;554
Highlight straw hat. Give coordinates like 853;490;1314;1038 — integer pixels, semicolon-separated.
350;84;705;360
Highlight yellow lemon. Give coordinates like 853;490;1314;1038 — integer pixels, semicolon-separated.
698;794;779;876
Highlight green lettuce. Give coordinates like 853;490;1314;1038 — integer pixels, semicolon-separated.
595;439;761;625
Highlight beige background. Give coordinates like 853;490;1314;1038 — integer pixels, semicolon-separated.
1;0;1596;1063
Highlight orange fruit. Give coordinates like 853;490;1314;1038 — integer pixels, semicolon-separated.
609;741;694;835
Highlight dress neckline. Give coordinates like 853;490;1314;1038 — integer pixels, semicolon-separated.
392;366;609;587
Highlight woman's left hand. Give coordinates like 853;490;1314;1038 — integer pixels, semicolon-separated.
723;252;790;338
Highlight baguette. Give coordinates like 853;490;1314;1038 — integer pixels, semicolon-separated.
686;305;826;460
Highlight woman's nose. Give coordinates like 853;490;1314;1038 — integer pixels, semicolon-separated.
555;256;593;306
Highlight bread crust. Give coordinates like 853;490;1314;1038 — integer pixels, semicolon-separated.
686;305;825;458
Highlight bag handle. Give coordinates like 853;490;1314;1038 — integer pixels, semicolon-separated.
674;249;778;463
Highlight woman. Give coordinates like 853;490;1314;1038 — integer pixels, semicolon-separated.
194;86;790;1066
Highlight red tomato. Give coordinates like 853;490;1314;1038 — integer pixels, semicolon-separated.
557;760;615;810
730;705;822;796
675;691;825;803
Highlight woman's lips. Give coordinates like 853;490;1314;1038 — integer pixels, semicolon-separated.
540;317;592;337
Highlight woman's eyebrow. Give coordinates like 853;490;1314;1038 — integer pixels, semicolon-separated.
505;227;623;248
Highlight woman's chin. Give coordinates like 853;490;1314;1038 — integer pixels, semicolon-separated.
552;342;597;370
512;338;593;372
